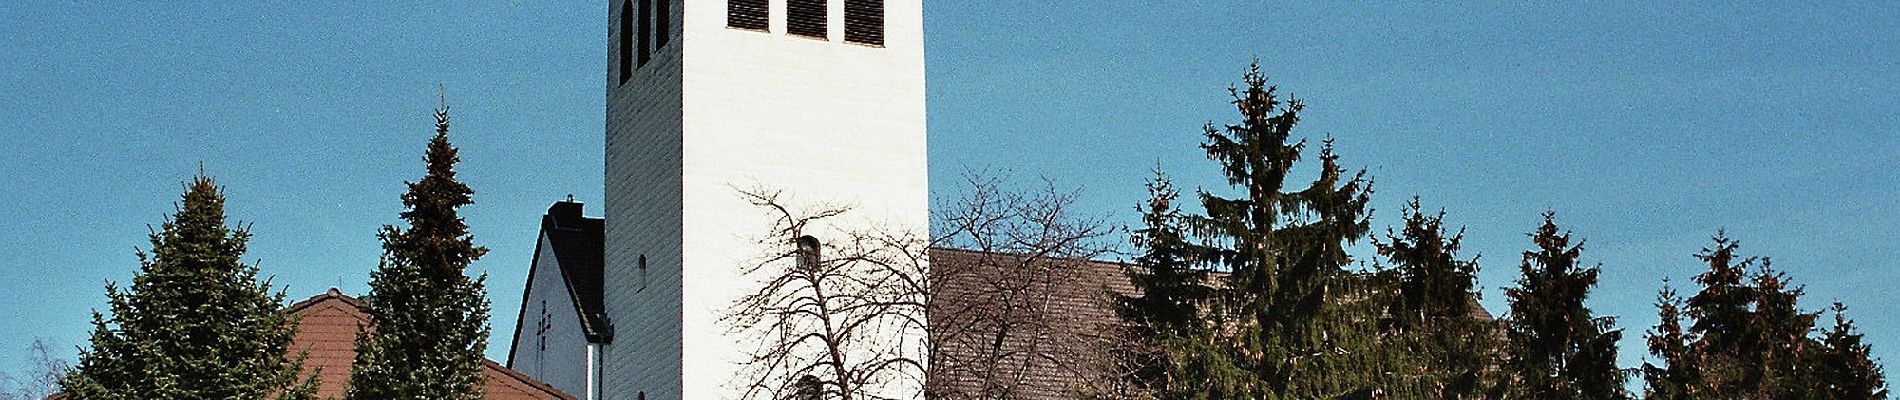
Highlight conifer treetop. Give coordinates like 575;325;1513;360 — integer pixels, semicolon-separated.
383;103;487;279
62;171;317;400
347;100;492;400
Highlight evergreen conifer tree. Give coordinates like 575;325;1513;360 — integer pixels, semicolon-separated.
1681;233;1761;396
346;103;492;400
1114;170;1216;397
1501;212;1625;400
1814;303;1888;399
1642;283;1695;400
60;173;319;400
1750;262;1820;399
1639;233;1889;399
1182;63;1374;398
1120;171;1210;337
1375;199;1496;399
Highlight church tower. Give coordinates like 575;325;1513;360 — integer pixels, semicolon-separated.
603;0;927;399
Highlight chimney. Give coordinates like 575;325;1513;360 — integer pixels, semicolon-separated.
549;198;585;225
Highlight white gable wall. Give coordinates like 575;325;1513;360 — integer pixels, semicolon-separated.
510;231;595;398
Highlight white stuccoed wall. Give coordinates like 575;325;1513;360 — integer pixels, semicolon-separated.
509;232;594;398
605;0;928;399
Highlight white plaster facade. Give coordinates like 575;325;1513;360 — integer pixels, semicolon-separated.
509;230;603;399
604;0;928;399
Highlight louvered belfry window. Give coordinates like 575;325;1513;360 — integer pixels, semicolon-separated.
786;0;827;39
637;0;652;67
728;0;768;30
619;0;633;83
655;0;671;48
844;0;883;46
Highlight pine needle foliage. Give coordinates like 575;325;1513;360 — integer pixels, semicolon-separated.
346;104;492;400
1501;212;1626;400
60;173;319;400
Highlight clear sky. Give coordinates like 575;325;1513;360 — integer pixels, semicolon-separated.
3;1;1896;387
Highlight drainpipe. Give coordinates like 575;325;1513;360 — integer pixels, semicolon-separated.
585;343;602;400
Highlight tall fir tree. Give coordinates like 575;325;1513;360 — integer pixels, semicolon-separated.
1375;199;1496;399
1181;63;1375;398
1114;170;1216;398
1750;262;1820;399
1501;212;1625;400
1680;233;1761;396
1814;303;1888;399
1379;199;1480;331
346;103;493;400
1642;282;1695;400
60;173;319;400
1641;233;1889;399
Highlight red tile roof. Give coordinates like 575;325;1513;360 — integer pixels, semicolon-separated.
50;290;575;400
286;289;577;400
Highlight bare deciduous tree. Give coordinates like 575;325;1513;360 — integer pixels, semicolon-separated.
726;188;932;400
0;339;71;400
725;175;1114;400
926;175;1115;400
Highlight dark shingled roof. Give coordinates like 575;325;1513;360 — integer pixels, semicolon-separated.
532;200;610;343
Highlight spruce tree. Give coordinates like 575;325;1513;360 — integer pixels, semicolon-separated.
346;104;492;400
1182;63;1374;398
1642;282;1695;400
1639;233;1888;399
1379;199;1480;330
1682;233;1766;396
1120;171;1211;337
1375;199;1495;399
1750;262;1820;399
1501;212;1625;400
1670;234;1823;398
1114;170;1216;397
60;173;319;400
1814;303;1888;399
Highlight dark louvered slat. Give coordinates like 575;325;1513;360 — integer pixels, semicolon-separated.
787;0;827;39
844;0;883;46
728;0;768;31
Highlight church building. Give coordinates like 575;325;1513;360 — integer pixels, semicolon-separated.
506;1;1143;399
509;0;930;399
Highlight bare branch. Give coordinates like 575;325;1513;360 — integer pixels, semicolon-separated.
727;187;931;400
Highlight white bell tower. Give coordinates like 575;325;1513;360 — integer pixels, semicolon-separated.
602;0;927;398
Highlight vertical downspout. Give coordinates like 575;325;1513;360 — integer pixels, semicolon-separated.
586;343;601;400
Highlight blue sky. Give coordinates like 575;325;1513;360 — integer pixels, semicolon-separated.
3;2;1896;386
